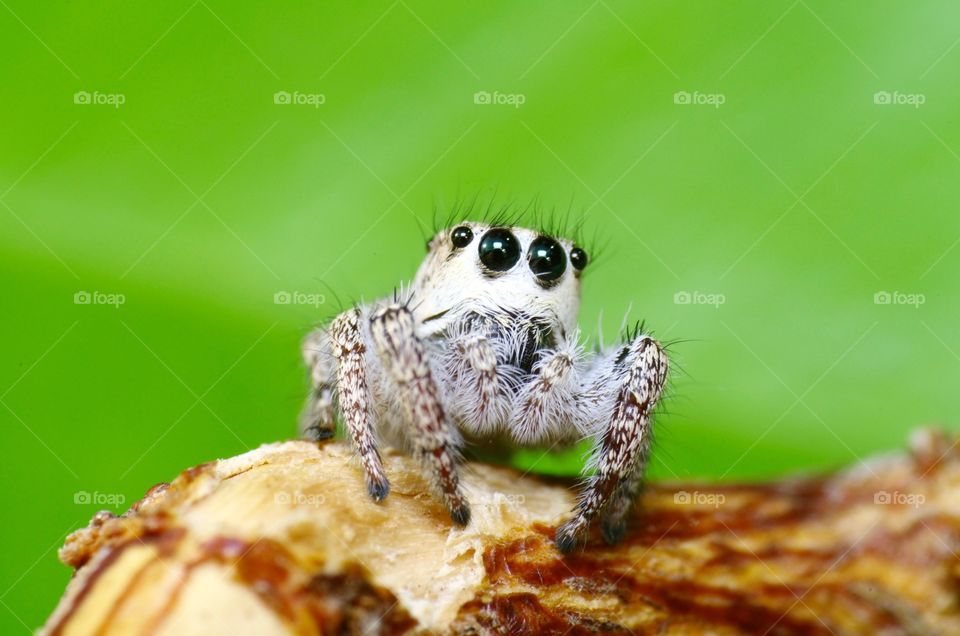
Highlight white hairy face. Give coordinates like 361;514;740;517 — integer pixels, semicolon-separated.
410;222;588;337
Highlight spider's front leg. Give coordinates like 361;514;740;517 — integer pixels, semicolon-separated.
370;305;470;526
556;334;668;553
329;308;391;501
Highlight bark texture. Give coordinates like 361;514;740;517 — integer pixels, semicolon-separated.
41;430;960;635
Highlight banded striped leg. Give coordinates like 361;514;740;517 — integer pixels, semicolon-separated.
330;308;390;501
370;305;470;526
556;336;668;553
300;328;337;441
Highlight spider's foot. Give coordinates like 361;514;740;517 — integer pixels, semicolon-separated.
600;516;627;546
367;476;390;502
449;501;471;526
302;425;336;443
555;517;588;554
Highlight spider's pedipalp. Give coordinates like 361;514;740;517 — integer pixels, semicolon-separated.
444;322;512;436
511;335;585;445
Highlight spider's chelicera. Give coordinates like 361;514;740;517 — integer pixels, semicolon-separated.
300;222;668;552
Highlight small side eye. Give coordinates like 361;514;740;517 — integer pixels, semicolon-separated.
570;247;588;271
450;225;473;248
527;237;566;282
478;228;520;271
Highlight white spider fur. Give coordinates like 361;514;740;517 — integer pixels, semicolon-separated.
301;221;668;551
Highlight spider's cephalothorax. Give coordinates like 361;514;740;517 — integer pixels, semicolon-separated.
301;222;668;551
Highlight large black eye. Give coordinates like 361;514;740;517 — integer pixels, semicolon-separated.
450;225;473;248
570;247;588;271
527;236;566;282
478;228;520;272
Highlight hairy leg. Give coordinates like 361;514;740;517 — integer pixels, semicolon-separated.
556;335;667;552
300;327;337;441
598;458;651;545
330;308;389;501
370;304;470;525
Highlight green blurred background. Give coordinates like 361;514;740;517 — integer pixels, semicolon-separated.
2;0;959;629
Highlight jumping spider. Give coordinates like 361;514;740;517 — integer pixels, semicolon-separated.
300;222;668;552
